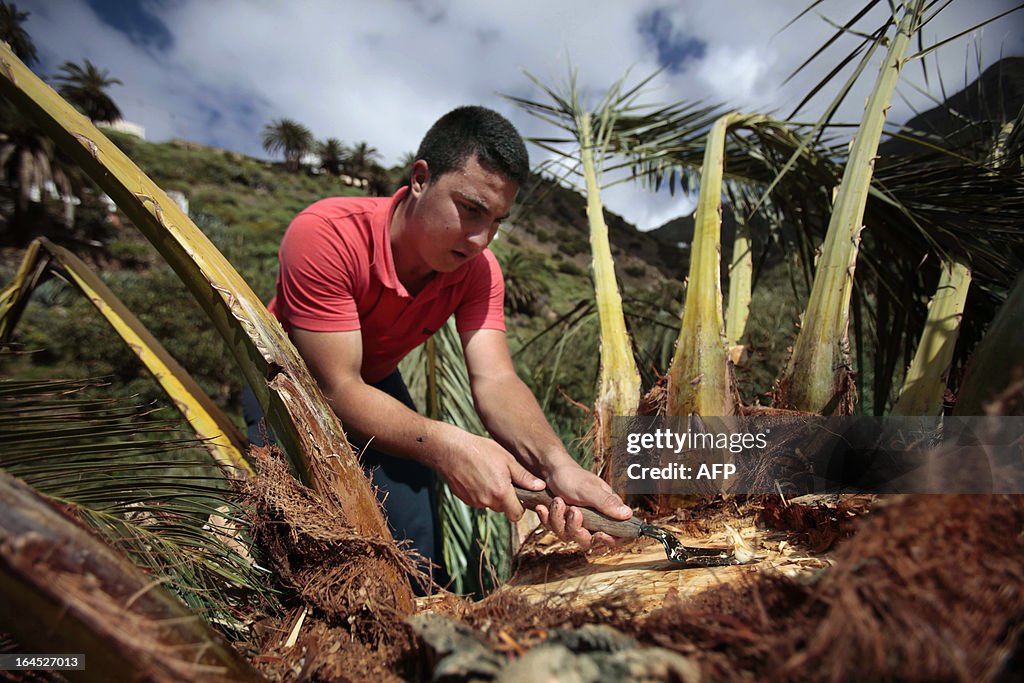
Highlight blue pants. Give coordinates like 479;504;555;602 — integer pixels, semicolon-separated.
242;371;449;594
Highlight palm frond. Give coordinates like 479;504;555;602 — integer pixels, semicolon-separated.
401;322;510;596
0;369;279;635
892;258;971;415
0;469;264;681
509;69;644;472
1;237;250;474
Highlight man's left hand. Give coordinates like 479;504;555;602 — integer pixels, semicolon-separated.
532;465;632;549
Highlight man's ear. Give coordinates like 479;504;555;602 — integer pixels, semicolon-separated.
409;159;431;197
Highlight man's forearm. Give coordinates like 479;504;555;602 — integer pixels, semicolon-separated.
325;376;547;517
471;373;577;478
326;378;462;471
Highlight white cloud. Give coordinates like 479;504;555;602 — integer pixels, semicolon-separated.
18;0;1024;231
696;45;769;104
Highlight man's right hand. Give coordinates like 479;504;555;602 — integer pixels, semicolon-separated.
433;429;545;521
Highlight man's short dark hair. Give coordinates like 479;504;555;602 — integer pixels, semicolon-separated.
415;106;530;187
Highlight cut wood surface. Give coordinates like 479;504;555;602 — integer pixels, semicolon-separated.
501;508;832;611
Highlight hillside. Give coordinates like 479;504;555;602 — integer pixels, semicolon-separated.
880;56;1024;157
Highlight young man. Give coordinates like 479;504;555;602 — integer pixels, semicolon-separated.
260;106;631;588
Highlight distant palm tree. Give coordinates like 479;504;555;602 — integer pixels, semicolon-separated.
366;163;395;196
0;1;37;65
262;118;313;173
0;101;76;244
392;151;417;189
317;137;345;176
54;59;123;123
346;141;381;180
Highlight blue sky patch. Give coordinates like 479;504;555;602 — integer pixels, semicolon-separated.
638;7;706;74
85;0;173;52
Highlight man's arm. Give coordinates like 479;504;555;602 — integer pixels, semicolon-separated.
290;327;546;519
460;328;632;547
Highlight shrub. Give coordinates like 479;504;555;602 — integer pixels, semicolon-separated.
556;260;585;277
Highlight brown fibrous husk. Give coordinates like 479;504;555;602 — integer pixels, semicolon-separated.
242;444;429;679
240;435;1023;682
756;494;873;552
249;612;413;683
463;587;645;652
632;494;1024;682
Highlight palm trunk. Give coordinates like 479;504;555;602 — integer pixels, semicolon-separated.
579;112;641;471
776;0;926;414
0;470;265;683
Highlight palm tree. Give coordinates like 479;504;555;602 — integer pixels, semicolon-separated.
317;137;345;176
54;59;123;123
499;250;546;316
261;118;313;173
0;1;36;65
0;100;75;244
366;162;396;196
345;140;381;180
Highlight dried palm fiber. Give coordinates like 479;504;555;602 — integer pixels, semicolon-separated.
463;585;644;645
757;494;873;552
635;494;1024;682
250;613;411;683
634;375;826;515
243;445;428;646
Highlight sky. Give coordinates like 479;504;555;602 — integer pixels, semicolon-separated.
17;0;1024;231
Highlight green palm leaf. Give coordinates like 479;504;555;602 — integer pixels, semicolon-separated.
401;322;510;596
0;369;279;635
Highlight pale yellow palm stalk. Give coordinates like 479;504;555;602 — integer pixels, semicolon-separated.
725;214;753;366
0;237;250;474
778;0;926;414
892;258;971;416
579;111;641;462
668;112;769;417
0;237;43;328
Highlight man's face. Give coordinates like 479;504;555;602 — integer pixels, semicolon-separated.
406;154;518;273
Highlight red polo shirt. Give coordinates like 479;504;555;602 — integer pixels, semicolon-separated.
267;187;506;383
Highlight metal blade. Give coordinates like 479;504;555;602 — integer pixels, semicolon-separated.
638;524;737;567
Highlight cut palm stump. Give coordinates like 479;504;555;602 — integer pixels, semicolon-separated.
499;496;858;611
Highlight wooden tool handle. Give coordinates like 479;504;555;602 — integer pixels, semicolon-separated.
514;485;642;539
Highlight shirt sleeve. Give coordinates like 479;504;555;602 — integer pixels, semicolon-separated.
455;249;506;333
274;210;362;332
